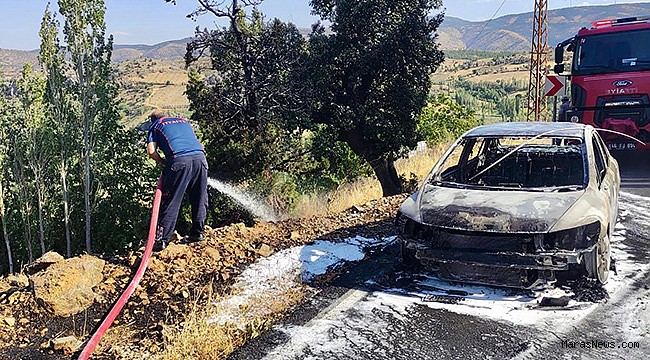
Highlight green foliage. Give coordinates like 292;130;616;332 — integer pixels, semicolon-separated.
453;77;525;103
445;50;525;62
448;77;527;122
306;125;372;190
185;9;310;182
249;172;301;215
417;94;481;144
91;128;157;254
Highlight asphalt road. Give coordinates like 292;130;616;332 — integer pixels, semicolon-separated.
231;151;650;360
617;152;650;197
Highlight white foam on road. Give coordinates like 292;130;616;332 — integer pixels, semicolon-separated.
301;236;396;281
207;235;396;326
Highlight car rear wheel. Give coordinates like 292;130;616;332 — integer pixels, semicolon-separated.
584;233;610;284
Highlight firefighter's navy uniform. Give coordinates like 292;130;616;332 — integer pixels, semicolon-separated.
147;117;208;250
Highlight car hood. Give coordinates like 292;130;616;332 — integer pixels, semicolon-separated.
415;185;585;233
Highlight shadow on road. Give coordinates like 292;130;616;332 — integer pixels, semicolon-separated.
612;151;650;196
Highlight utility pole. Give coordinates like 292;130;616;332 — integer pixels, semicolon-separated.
527;0;549;121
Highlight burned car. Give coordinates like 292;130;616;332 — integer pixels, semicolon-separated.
397;122;620;289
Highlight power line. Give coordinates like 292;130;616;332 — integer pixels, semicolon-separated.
465;0;508;49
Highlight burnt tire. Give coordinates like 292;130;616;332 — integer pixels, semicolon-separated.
400;241;421;270
584;234;611;284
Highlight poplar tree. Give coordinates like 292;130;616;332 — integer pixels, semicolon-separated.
17;64;52;257
58;0;114;253
39;5;77;257
0;84;14;273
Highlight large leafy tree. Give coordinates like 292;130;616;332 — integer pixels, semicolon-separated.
171;0;310;180
308;0;445;196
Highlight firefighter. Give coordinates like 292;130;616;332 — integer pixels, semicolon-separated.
146;109;208;251
558;96;570;122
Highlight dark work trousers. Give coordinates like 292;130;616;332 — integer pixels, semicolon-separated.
156;154;208;243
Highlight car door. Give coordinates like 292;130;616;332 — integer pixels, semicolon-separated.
591;133;617;231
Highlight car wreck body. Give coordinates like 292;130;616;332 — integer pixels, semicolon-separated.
397;122;620;289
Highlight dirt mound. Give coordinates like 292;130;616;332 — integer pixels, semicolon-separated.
31;255;105;317
0;194;405;359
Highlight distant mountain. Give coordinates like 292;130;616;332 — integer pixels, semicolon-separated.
0;48;39;77
0;38;192;76
438;3;650;51
112;38;191;62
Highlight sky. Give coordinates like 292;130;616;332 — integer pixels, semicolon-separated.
1;0;649;50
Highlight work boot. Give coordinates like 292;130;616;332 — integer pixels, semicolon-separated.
181;233;204;245
153;239;168;252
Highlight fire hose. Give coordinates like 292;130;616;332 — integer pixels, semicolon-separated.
78;176;163;359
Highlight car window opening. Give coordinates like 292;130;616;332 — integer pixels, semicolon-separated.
434;136;586;191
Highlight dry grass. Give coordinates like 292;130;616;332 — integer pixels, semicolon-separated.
293;141;449;218
158;284;305;360
395;142;450;182
146;85;190;109
470;69;529;83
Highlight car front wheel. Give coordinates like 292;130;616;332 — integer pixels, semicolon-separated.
400;241;420;270
584;233;611;284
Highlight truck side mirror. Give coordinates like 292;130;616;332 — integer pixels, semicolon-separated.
554;64;565;74
554;46;564;64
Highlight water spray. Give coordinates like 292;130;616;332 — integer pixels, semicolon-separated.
208;177;281;222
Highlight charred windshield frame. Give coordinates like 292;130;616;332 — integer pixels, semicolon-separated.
432;136;587;191
573;29;650;75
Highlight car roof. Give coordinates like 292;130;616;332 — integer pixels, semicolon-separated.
464;122;587;138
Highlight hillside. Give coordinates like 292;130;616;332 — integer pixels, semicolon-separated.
0;49;39;78
112;38;191;62
438;3;650;50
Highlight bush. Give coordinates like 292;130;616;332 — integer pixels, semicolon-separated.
417;94;482;144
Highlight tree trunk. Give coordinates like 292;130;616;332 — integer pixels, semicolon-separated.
0;181;13;274
12;141;33;262
83;120;92;254
369;157;403;197
60;159;72;258
78;56;92;254
36;176;46;256
339;129;403;197
23;204;33;263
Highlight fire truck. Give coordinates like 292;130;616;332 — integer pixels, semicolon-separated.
554;16;650;151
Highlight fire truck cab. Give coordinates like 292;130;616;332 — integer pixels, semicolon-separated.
554;16;650;151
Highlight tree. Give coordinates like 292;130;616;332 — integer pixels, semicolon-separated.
172;0;310;181
308;0;445;196
0;80;14;273
18;64;53;257
58;0;114;253
39;6;77;257
417;94;480;144
9;65;47;262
